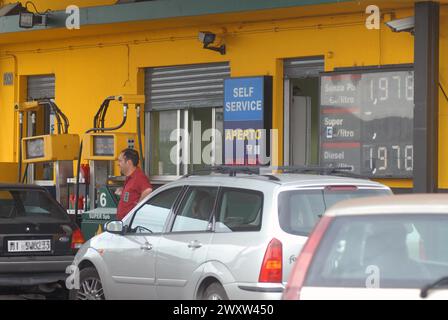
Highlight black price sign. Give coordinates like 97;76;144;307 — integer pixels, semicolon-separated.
320;67;414;178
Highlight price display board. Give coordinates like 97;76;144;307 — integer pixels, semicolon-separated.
320;67;414;178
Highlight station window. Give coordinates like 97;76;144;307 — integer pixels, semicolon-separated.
149;107;223;177
145;62;229;180
284;57;324;166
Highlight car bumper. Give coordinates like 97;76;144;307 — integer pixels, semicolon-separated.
0;273;69;286
224;282;284;300
0;255;74;286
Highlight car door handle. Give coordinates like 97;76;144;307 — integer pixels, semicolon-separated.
188;241;202;249
140;243;153;251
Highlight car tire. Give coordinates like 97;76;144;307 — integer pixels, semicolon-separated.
69;267;105;300
203;282;229;300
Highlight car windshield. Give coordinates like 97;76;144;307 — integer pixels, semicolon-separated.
278;188;390;236
0;189;69;221
305;215;448;288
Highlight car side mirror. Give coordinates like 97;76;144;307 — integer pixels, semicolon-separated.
105;220;124;235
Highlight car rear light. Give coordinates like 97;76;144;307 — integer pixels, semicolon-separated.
259;238;283;283
325;185;358;192
283;216;333;300
71;228;85;250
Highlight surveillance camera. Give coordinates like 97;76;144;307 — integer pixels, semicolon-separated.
385;16;415;33
198;31;216;46
198;31;226;55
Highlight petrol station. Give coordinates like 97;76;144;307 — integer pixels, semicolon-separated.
0;0;447;238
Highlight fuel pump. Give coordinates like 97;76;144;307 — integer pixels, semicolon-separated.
74;95;145;239
15;100;80;209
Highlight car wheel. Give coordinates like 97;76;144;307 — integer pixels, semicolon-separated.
203;282;228;300
69;267;105;300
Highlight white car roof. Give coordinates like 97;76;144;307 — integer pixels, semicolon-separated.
178;173;387;188
325;194;448;217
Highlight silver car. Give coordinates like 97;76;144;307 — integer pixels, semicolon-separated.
69;172;392;300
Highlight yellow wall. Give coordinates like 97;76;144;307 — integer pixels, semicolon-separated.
0;162;18;182
438;7;448;189
0;3;447;188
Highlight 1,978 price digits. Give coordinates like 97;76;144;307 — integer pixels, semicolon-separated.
365;144;413;175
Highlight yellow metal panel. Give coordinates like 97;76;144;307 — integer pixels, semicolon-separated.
22;134;80;163
14;101;39;112
114;94;145;105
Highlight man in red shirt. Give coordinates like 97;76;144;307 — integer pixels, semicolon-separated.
116;149;153;220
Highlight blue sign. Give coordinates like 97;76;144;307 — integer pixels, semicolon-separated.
223;76;272;165
224;77;264;122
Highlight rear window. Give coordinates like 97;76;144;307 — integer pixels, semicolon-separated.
215;188;263;232
0;189;68;221
278;188;390;236
305;215;448;289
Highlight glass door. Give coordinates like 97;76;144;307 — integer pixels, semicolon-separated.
150;110;183;180
188;107;223;172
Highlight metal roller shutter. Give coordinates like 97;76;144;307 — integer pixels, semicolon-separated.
27;75;55;100
145;62;230;111
284;57;324;79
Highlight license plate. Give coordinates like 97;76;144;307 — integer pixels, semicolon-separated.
7;240;51;253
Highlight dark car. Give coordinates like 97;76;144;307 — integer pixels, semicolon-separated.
0;184;84;296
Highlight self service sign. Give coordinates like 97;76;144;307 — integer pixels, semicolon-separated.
223;76;272;165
